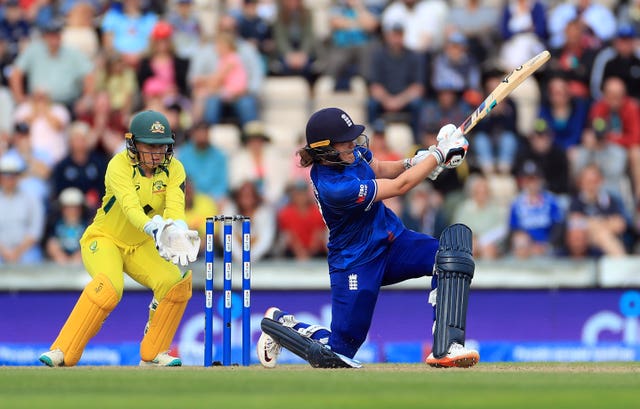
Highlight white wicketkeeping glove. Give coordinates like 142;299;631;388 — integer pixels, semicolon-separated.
144;216;200;266
427;124;469;181
144;215;174;262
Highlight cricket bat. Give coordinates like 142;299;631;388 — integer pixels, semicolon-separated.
458;50;551;136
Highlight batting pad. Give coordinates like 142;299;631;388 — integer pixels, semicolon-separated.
51;273;119;366
432;224;475;358
140;271;192;361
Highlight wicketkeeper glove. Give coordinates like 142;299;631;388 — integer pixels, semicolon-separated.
144;216;201;266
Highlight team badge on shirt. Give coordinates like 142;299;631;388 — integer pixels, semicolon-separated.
153;180;166;193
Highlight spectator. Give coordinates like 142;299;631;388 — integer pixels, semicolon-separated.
92;51;138;155
101;0;158;68
271;0;316;81
44;187;88;265
183;178;218;253
514;118;570;196
61;1;99;59
0;154;45;264
472;70;519;175
590;25;640;102
229;120;289;206
276;180;327;260
176;121;229;203
0;32;14;136
221;179;276;262
618;0;640;35
166;0;201;60
499;0;547;70
400;181;448;238
548;19;598;99
589;77;640;201
452;173;508;259
508;160;564;259
5;121;54;203
548;0;616;49
236;0;274;58
137;21;190;109
189;18;261;127
571;117;632;213
418;88;469;148
0;0;30;60
51;121;107;213
369;119;402;161
448;0;501;63
325;0;379;83
430;31;482;105
538;73;590;151
381;0;449;53
13;88;71;164
9;19;94;114
367;23;424;141
567;164;628;256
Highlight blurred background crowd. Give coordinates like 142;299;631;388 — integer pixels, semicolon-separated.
0;0;639;266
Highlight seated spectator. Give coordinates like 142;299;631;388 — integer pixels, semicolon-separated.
538;73;590;152
589;77;640;201
92;51;138;155
567;164;628;257
236;0;274;58
176;121;229;203
276;180;327;260
548;20;598;99
13;88;71;164
61;1;99;59
190;29;259;127
381;0;449;53
0;154;45;264
369;119;402;161
5;121;54;203
452;173;508;259
166;0;201;60
513;118;570;196
44;187;88;265
51;121;107;213
401;181;448;238
137;21;190;110
184;178;217;253
508;160;564;259
418;88;469;148
431;31;482;106
499;0;547;70
591;25;640;101
618;0;640;35
9;19;94;115
220;179;276;262
229;121;289;206
448;0;500;63
548;0;616;49
271;0;316;81
325;0;379;84
0;33;14;136
473;69;518;175
101;0;158;68
0;0;31;60
367;23;424;141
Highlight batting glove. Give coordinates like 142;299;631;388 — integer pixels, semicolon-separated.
429;124;468;169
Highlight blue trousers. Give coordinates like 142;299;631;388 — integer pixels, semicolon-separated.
327;229;438;358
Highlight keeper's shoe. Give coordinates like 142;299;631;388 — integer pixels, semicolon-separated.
39;349;64;367
257;307;298;368
426;343;479;368
139;351;182;367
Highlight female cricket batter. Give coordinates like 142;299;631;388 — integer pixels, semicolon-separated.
257;107;479;368
40;110;200;367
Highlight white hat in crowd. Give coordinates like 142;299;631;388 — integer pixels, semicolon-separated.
59;187;85;206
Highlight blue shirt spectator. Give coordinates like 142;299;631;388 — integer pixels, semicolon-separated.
101;2;158;62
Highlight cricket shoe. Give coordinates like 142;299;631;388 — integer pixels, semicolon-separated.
139;351;182;367
426;343;479;368
39;349;64;367
257;307;297;368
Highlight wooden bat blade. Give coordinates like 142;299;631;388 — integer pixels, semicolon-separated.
458;50;550;136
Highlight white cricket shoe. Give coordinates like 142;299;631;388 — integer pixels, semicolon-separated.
39;349;64;367
139;351;182;367
426;343;479;368
257;307;298;368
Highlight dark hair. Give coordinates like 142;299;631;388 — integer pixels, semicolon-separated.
297;147;314;167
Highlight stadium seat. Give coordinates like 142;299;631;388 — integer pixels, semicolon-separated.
384;122;415;157
209;123;241;155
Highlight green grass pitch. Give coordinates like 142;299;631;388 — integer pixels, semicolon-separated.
2;363;639;409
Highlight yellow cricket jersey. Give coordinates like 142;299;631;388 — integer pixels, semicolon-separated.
82;150;187;247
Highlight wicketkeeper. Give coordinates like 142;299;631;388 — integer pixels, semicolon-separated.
40;110;200;367
257;107;479;368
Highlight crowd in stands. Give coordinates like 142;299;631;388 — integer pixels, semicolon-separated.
0;0;639;266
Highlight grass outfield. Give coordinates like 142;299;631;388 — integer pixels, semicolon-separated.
2;363;639;409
